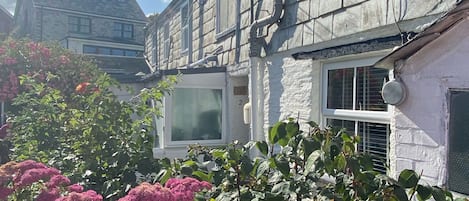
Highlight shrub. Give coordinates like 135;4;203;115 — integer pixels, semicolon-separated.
0;38;177;199
163;119;468;201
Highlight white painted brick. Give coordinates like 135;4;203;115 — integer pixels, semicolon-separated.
395;159;414;172
412;130;441;147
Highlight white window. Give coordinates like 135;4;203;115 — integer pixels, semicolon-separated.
216;0;236;35
163;23;170;60
322;57;390;173
448;90;469;195
156;73;226;148
180;2;190;53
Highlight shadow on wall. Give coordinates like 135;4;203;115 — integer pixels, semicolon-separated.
266;58;284;125
265;1;299;53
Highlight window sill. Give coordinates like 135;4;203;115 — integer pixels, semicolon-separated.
215;26;235;41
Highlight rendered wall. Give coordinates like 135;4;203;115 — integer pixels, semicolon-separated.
392;19;469;185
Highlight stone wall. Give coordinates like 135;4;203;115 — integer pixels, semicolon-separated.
35;8;146;44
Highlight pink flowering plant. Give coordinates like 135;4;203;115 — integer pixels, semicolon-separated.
0;160;103;201
118;177;211;201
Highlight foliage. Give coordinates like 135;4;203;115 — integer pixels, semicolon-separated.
0;38;177;200
164;119;467;201
0;160;103;201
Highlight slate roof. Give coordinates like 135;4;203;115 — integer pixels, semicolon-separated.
91;56;150;83
33;0;147;22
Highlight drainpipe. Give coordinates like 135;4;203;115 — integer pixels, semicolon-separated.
248;0;283;142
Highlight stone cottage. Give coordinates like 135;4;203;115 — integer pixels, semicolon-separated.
144;0;462;193
12;0;149;89
375;1;469;195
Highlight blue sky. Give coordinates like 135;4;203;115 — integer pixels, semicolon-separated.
137;0;171;15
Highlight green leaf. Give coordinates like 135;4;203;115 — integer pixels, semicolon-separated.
286;121;299;138
431;187;446;201
335;154;346;171
256;160;270;179
271;181;290;195
256;141;269;156
304;150;323;175
274;157;290;176
192;170;211;182
392;185;408;201
269;122;286;145
211;149;226;159
416;185;432;201
398;169;419;188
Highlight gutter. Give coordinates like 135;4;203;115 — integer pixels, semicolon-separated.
249;0;283;57
248;0;283;142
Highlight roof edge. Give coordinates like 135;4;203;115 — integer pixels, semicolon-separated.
375;0;469;69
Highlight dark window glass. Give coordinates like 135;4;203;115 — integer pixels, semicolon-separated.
327;66;388;111
448;90;469;195
328;119;389;173
83;45;140;57
113;22;133;39
68;16;91;34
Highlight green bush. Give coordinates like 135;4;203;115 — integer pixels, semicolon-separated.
163;119;467;201
0;38;177;200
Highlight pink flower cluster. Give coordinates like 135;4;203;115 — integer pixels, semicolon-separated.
0;71;19;101
118;177;212;201
0;160;103;201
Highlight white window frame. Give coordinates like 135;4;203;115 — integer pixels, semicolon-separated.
156;73;227;148
321;56;391;125
180;1;190;54
216;0;236;37
321;56;391;172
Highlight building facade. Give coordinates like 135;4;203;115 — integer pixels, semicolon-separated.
0;5;13;36
145;0;459;192
376;1;469;195
13;0;149;83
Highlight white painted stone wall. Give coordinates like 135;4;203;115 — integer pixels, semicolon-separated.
392;19;469;185
260;53;320;133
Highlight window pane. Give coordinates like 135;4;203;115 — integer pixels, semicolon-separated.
83;45;97;54
111;49;124;56
182;27;189;50
327;68;354;109
171;88;222;141
356;66;388;111
181;4;189;26
124;50;137;57
81;18;90;26
327;119;389;173
358;122;389;173
217;0;235;33
123;31;132;38
448;90;469;195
